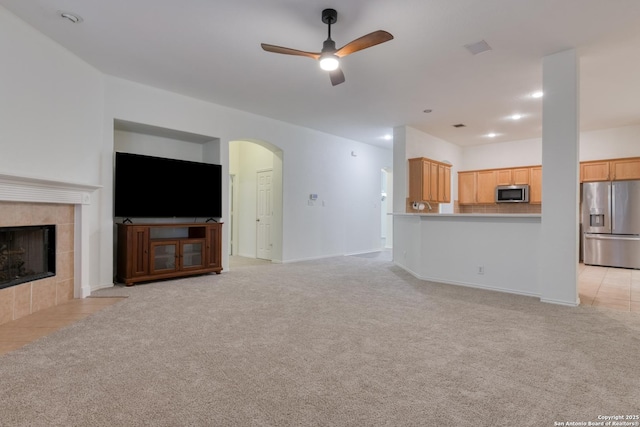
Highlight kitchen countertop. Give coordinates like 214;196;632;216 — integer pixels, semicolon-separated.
392;212;541;218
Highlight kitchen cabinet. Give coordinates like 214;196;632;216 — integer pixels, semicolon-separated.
496;170;511;186
458;165;540;205
408;157;451;204
456;169;501;204
611;158;640;180
457;170;497;205
458;171;476;205
581;161;610;182
497;168;530;186
438;164;451;203
476;170;497;204
513;168;530;185
581;158;640;182
408;158;430;202
529;166;542;204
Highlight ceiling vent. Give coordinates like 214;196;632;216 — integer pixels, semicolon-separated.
452;123;466;128
464;40;492;55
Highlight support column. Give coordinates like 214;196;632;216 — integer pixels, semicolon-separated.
539;49;580;305
392;126;407;263
392;126;407;214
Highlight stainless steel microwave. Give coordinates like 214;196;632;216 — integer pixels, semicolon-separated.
495;184;529;203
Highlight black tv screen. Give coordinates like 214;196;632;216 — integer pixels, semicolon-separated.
114;152;222;218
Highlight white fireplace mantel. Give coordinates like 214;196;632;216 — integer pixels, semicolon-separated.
0;172;101;298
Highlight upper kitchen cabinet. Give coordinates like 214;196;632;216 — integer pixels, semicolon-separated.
408;157;430;201
581;157;640;182
581;161;610;182
458;165;541;205
476;170;497;204
438;164;451;203
457;169;498;204
529;166;542;204
611;158;640;180
458;171;476;205
408;157;451;204
496;168;530;186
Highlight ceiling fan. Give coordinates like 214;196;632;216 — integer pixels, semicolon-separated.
261;8;393;86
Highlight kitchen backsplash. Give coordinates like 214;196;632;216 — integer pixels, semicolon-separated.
455;201;541;214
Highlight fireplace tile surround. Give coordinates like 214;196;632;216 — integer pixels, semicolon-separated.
0;173;100;327
0;202;74;326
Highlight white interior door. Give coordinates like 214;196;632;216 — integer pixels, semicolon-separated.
256;170;273;260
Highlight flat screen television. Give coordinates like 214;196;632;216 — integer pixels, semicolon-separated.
114;152;222;218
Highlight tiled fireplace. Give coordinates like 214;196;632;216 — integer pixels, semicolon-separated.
0;174;99;326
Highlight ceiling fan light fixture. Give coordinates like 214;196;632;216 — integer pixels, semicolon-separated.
319;54;340;71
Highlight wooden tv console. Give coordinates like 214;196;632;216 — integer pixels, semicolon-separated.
116;222;222;286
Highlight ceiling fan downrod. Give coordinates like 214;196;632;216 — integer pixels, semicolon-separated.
322;8;337;50
319;8;339;70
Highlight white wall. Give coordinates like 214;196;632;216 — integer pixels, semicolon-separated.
342;144;392;255
461;137;542;171
114;130;206;162
460;124;640;172
580;124;640;160
0;8;104;185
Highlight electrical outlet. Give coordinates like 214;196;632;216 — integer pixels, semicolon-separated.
477;266;484;275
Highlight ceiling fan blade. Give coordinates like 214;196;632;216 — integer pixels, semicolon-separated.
335;30;394;57
260;43;320;60
330;68;345;86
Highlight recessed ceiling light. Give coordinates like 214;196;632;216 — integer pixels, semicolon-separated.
511;114;522;120
531;91;543;98
383;134;392;140
59;11;83;24
487;133;497;138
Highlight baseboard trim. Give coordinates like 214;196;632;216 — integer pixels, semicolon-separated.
281;253;345;264
539;297;580;307
344;248;387;257
393;262;541;300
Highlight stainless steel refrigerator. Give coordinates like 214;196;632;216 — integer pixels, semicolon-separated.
583;180;640;269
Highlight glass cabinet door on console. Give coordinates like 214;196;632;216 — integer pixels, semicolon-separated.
180;239;205;270
150;241;178;274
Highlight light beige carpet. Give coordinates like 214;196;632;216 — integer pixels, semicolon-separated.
1;254;638;426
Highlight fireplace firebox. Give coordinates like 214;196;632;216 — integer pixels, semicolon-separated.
0;225;56;290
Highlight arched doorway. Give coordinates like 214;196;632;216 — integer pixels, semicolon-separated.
229;139;283;263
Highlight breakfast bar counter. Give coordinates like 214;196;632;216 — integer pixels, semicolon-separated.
392;212;542;299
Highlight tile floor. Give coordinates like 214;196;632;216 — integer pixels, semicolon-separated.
578;263;640;312
0;265;636;357
0;297;125;356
